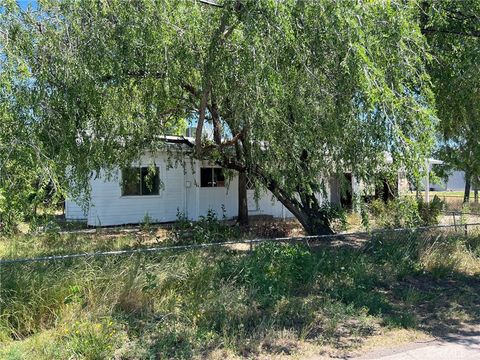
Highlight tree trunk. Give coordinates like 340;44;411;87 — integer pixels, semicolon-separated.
262;177;334;235
284;197;334;236
464;174;471;203
474;189;478;203
237;170;249;226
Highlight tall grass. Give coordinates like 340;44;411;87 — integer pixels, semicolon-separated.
1;229;480;359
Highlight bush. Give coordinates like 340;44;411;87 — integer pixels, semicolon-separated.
169;209;240;245
417;195;444;226
369;196;444;229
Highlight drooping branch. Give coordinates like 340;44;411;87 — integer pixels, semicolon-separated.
421;27;480;38
209;94;223;145
193;3;240;153
100;70;166;83
195;85;210;154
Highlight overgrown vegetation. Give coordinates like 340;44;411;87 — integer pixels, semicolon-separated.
169;209;241;245
367;196;444;229
1;227;479;359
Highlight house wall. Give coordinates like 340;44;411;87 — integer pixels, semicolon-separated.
66;152;300;226
86;154;186;226
398;172;410;195
431;171;466;191
64;199;88;220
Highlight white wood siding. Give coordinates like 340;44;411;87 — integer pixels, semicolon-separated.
66;151;336;226
64;199;88;220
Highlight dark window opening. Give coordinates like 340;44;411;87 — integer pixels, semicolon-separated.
200;167;225;187
122;167;160;196
340;173;353;209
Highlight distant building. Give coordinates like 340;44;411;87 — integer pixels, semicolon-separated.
431;170;466;191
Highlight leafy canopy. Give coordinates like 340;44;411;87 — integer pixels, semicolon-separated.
0;0;436;228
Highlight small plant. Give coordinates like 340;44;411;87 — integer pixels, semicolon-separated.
417;195;444;226
140;212;154;232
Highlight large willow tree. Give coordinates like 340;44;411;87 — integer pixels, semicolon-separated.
0;0;435;234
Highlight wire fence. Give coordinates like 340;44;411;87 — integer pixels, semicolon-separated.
437;195;480;212
440;210;480;228
2;222;480;266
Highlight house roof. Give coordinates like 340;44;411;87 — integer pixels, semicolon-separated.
162;135;195;147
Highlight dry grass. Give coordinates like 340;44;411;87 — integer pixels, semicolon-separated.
1;226;480;359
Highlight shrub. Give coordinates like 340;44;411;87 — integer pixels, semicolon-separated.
169;209;240;245
368;197;419;229
369;196;444;229
417;195;444;226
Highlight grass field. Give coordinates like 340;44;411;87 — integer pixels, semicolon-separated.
1;227;480;359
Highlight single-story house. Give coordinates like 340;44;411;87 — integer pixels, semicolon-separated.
65;136;407;226
65;136;345;226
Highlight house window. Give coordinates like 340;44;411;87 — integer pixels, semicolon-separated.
122;167;160;196
200;167;225;187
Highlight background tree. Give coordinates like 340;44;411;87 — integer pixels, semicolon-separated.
0;0;435;234
420;0;480;203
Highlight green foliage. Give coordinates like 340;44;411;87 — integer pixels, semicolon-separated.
169;209;240;245
1;229;479;358
417;195;444;226
140;212;154;232
0;0;436;233
369;197;420;229
320;201;348;232
423;0;480;186
369;196;444;229
242;243;315;303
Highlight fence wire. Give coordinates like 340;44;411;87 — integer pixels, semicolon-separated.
2;223;480;266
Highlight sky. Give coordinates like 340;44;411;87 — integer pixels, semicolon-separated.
17;0;37;9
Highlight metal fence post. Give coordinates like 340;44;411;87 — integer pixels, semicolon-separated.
464;224;468;236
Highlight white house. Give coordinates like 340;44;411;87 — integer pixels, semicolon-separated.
430;170;466;192
65;136;354;226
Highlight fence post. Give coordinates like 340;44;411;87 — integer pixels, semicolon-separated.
464;224;468;236
249;238;253;253
453;213;458;232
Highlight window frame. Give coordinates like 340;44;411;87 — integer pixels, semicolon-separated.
200;167;225;188
121;166;160;196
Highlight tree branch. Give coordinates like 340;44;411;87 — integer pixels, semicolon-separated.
195;85;210;154
421;27;480;38
198;0;223;8
220;132;242;148
208;95;223;145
